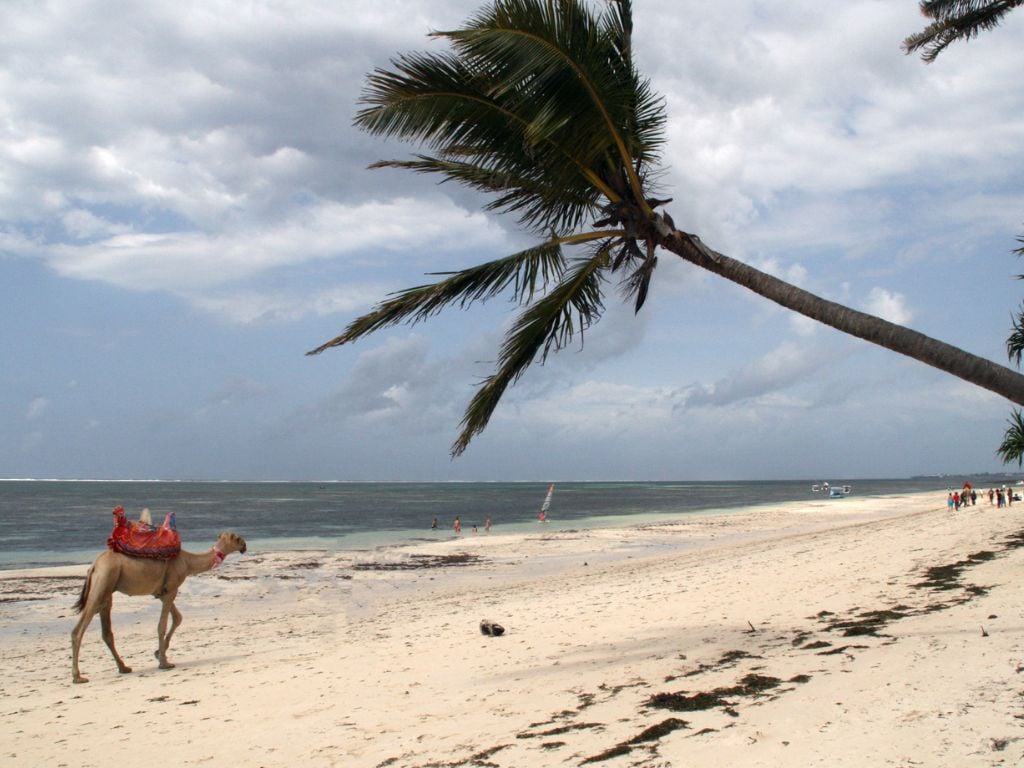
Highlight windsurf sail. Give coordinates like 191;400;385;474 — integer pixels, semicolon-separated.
539;483;555;521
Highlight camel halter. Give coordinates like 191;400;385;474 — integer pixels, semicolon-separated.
212;546;226;569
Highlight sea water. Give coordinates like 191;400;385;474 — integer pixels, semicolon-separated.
0;477;982;569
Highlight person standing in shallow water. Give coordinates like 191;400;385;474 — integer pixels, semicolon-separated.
453;517;461;534
485;516;491;532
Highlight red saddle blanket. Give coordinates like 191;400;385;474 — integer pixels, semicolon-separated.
107;506;181;559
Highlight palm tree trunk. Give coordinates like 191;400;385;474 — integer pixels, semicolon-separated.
658;226;1024;405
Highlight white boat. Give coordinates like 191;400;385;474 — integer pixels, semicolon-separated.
813;482;852;498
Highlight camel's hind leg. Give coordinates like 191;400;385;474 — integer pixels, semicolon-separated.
155;599;182;670
70;606;95;684
99;599;132;674
70;559;122;684
70;568;99;684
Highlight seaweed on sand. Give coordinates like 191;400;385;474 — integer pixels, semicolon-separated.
579;718;690;765
914;549;998;591
683;649;759;677
647;673;783;713
399;744;511;768
627;717;690;743
515;722;603;740
353;553;483;570
826;607;912;637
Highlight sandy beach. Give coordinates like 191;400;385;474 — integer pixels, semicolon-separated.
2;491;1023;767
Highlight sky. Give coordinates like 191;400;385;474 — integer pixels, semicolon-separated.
2;0;1024;482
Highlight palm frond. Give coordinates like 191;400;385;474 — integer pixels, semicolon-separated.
1008;306;1024;366
441;0;663;208
452;244;611;454
370;155;599;233
997;409;1024;465
354;0;665;236
306;241;566;355
604;0;633;64
355;50;620;232
624;247;657;313
903;0;1022;62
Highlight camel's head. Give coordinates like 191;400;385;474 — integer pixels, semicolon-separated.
216;531;247;555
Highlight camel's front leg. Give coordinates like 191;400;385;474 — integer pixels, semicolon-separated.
164;602;183;650
155;600;176;669
99;600;132;674
155;600;182;669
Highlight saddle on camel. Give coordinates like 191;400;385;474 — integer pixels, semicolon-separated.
107;505;182;560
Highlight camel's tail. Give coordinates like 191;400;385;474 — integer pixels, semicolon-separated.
73;566;93;614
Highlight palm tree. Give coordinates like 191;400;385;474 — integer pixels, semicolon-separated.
903;0;1022;63
1000;237;1024;463
997;410;1024;465
308;0;1024;455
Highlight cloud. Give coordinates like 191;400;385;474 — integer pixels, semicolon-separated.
317;335;464;432
34;196;505;308
0;0;509;316
641;0;1024;249
190;284;389;325
682;340;824;408
25;397;49;421
863;287;913;325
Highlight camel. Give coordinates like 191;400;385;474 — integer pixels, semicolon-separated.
70;531;246;684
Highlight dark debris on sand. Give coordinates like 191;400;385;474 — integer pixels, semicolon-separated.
516;722;604;740
813;536;1019;642
825;607;913;637
647;673;786;714
913;550;995;592
579;718;690;765
580;673;803;766
683;648;759;677
353;553;484;571
398;743;511;768
0;575;83;604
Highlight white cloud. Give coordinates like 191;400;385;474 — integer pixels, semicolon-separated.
863;287;913;325
191;284;390;325
643;0;1024;249
25;397;49;421
60;208;131;240
40;197;505;295
318;335;463;431
683;340;824;408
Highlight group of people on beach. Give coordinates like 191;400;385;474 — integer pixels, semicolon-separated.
948;484;1018;511
432;516;491;534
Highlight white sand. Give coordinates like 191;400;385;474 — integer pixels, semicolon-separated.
2;491;1023;767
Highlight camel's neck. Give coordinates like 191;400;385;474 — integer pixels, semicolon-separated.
179;545;225;575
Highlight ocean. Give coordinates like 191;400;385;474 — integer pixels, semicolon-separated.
0;476;986;570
